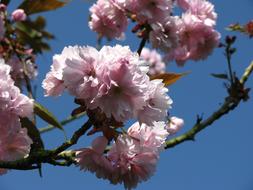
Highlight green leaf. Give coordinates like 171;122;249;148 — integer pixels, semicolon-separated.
34;102;63;131
151;72;188;86
211;73;229;80
18;0;71;15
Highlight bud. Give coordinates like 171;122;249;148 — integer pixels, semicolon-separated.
0;4;6;12
11;9;27;22
167;116;184;134
225;35;236;45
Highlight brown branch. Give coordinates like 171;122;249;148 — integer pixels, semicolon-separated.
137;38;147;55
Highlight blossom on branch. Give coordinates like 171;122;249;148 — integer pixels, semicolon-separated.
89;0;128;40
43;45;172;123
76;121;171;189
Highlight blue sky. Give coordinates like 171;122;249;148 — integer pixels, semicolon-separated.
0;0;253;190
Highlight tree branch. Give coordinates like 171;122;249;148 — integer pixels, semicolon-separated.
137;38;147;55
0;120;92;170
0;61;252;171
165;61;253;149
52;119;93;155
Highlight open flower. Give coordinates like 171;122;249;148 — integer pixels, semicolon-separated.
0;114;32;175
168;13;220;65
43;45;171;123
76;136;113;179
137;79;172;125
89;0;128;40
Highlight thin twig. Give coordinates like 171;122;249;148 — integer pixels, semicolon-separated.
165;61;253;149
226;46;235;84
52;119;93;155
137;38;147;55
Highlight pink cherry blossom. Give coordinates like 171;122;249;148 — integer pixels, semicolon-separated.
76;121;171;188
149;16;179;53
167;116;184;134
43;45;173;123
114;0;172;24
42;47;72;96
108;135;158;189
89;0;128;40
76;136;113;179
62;46;101;108
168;13;220;65
177;0;217;26
11;9;27;22
0;59;33;118
0;79;33;117
0;113;33;174
95;45;149;121
108;122;169;188
128;121;169;152
140;48;166;76
137;79;172;125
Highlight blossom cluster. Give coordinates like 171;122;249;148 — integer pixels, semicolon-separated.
0;59;33;175
43;44;184;188
89;0;220;65
43;45;172;124
76;120;183;189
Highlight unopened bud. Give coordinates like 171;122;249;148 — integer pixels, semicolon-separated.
0;4;6;12
167;116;184;134
11;9;27;22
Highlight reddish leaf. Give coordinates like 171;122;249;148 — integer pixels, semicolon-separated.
151;72;188;86
18;0;71;15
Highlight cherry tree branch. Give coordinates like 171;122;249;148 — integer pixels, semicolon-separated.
0;61;252;171
0;120;92;170
165;61;253;149
137;38;147;55
52;119;92;155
